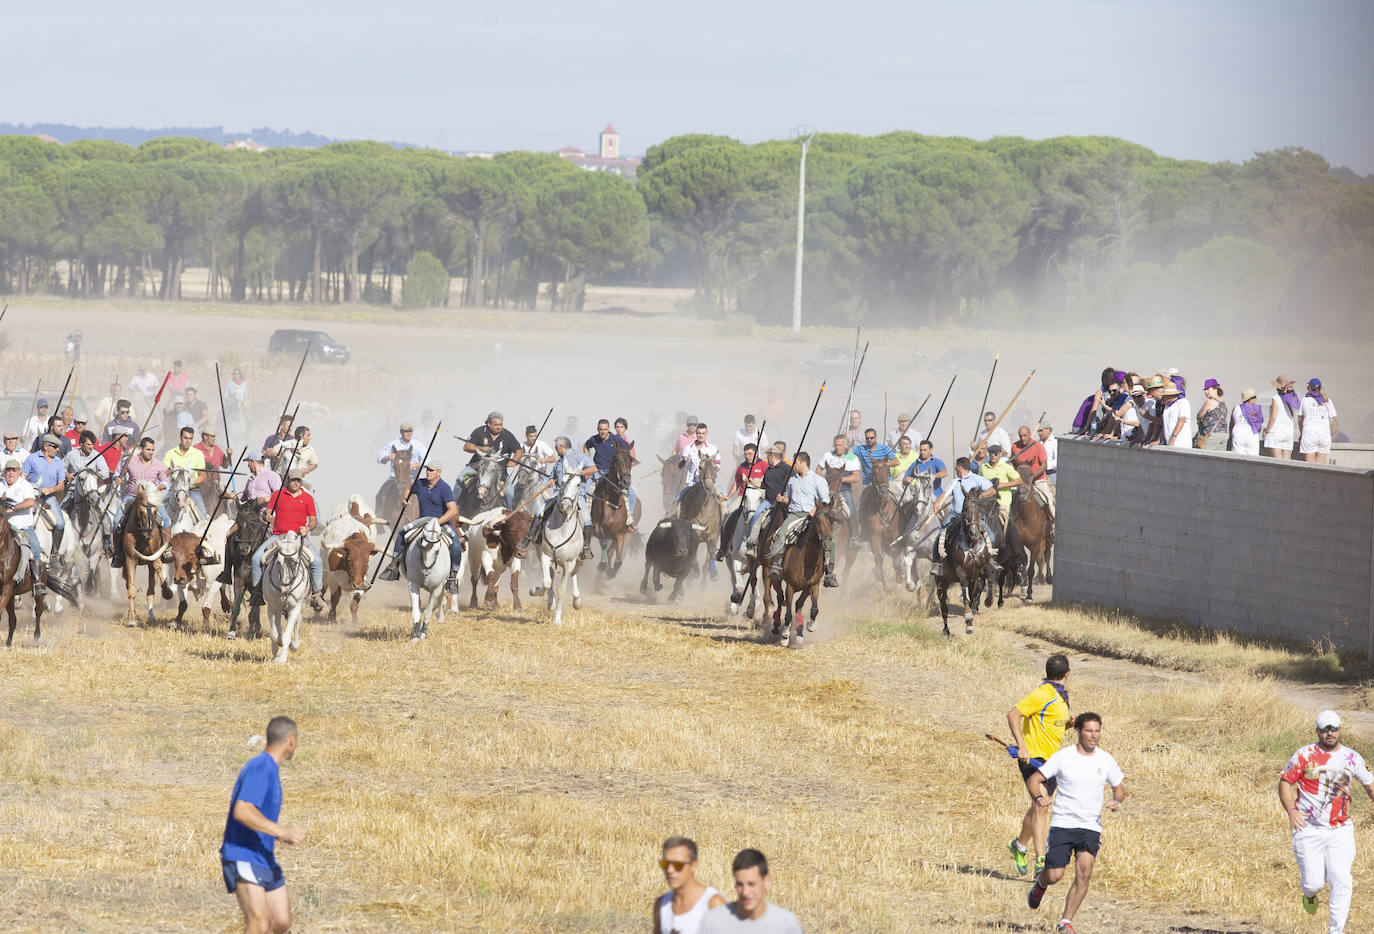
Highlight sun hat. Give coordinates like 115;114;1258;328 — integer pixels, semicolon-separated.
1316;710;1341;730
1241;388;1257;402
1270;374;1293;389
1162;383;1180;396
1131;383;1145;395
1145;377;1164;390
1204;378;1220;390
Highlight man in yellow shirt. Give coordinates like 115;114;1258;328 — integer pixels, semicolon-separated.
979;444;1021;532
890;435;920;486
163;425;208;520
1006;654;1072;878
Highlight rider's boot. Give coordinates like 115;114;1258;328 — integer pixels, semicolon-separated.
310;590;325;612
50;527;64;567
29;559;46;597
445;568;462;594
378;549;402;581
580;525;595;560
110;534;125;569
823;538;839;588
250;584;266;607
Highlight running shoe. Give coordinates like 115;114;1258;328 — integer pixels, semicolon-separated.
1035;855;1046;877
1007;839;1028;876
1027;880;1046;909
1302;894;1318;914
1056;922;1077;933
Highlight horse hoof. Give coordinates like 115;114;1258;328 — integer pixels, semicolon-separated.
806;619;815;632
966;623;974;635
572;596;582;609
226;630;237;640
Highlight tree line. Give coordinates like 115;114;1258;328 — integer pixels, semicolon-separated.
0;132;1369;329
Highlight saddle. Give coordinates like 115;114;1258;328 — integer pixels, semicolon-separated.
13;537;31;583
263;538;317;571
396;523;454;573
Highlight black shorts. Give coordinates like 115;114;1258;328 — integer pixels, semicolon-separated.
1018;759;1057;795
1044;828;1101;869
222;858;285;893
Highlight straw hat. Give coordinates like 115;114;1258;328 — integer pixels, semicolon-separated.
1270;374;1294;390
1241;388;1257;402
1162;383;1181;396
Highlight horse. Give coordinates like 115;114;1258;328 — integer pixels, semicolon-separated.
895;475;940;601
821;466;859;582
535;472;584;626
723;485;764;619
376;447;418;525
859;474;904;588
34;505;81;614
66;467;117;599
1008;464;1054;602
676;455;722;579
658;455;689;513
457;450;509;521
120;480;174;626
590;445;639;579
761;507;834;648
404;516;451;641
262;530;311;663
932;494;997;638
509;452;549;516
226;507;269;641
165;466;204;533
0;505;43;646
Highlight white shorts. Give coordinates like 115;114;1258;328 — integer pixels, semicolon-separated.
1264;429;1293;451
1299;432;1331;455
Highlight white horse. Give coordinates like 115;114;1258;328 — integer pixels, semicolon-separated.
263;531;311;664
34;505;81;614
724;486;765;618
404;517;451;641
66;467;118;599
535;473;584;626
166;466;204;533
898;475;940;600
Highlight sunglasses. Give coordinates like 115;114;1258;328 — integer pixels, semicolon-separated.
658;859;690;872
1318;725;1340;733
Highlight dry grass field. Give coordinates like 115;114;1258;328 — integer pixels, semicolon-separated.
1;587;1369;933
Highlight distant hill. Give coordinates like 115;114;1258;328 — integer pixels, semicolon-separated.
0;122;417;150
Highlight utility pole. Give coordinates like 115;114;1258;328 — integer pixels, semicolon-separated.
790;125;816;336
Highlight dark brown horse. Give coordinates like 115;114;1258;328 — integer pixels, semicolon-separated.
121;480;175;626
1;505;43;646
1008;464;1054;602
590;445;639;579
658;455;689;512
676;456;722;579
821;466;859;582
762;507;833;648
859;472;903;588
376;448;418;525
933;494;997;638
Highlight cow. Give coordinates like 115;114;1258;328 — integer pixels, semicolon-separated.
321;495;384;624
165;528;223;630
466;507;532;610
640;517;705;603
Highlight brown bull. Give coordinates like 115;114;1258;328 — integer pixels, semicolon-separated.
166;531;219;630
469;510;532;610
326;531;378;624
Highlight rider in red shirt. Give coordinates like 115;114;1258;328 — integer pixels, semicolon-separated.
249;469;324;609
732;443;768;499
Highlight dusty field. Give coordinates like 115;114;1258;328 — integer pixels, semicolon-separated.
1;577;1370;933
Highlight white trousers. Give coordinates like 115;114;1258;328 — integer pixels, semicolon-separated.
1294;822;1356;933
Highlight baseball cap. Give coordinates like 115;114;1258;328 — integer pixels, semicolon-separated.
1316;710;1341;730
987;444;1003;454
74;413;88;422
399;422;414;431
245;449;264;462
3;459;19;470
425;459;443;472
1039;422;1052;432
285;467;304;481
202;428;217;436
37;398;49;407
1309;377;1322;388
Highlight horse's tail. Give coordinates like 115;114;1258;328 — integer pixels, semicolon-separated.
626;530;645;557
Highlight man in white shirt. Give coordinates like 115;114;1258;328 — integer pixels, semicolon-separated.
817;435;862;518
1038;424;1058;479
376;423;426;478
973;411;1012;456
1161;384;1192;448
680;423;721;488
700;849;804;934
521;424;556;465
1026;713;1125;933
887;412;921;450
0;458;46;597
21;398;49;450
844;410;865;449
731;415;767;467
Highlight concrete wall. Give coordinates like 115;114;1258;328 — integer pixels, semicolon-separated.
1054;438;1374;656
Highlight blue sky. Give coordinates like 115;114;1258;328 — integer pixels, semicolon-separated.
4;0;1371;172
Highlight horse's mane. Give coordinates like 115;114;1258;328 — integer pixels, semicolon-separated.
137;479;164;507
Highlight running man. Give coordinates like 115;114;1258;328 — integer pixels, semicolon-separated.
1279;710;1374;933
653;835;725;934
701;849;803;933
1026;713;1126;934
221;716;306;934
1006;653;1072;879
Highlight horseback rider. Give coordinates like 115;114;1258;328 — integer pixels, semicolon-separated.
818;434;862;518
584;419;638;526
524;436;598;560
1010;425;1056;521
612;417;641;527
216;451;281;585
461;411;521;489
249;469;325;612
851;427;896;546
378;460;465;593
771;452;839;588
979;444;1022;533
743;444;791;556
62;430;111;514
24;434;68;568
903;440;948;497
163;426;209;521
677;422;720;501
377;422;425;476
715;441;767;560
109;437;172;569
101;399;138;445
261;414;295;473
940;457;1000;551
0;458;47;597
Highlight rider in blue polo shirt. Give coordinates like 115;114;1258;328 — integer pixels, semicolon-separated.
583;418;639;519
852;428;896;486
378;460;465;592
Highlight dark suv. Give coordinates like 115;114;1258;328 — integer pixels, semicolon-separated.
267;329;350;364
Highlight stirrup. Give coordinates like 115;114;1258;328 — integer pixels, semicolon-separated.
379;565;400;581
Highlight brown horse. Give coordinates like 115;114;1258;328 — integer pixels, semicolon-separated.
761;507;833;648
821;466;859;583
932;494;997;638
376;448;418;525
658;455;689;513
1008;464;1054;602
859;471;903;588
1;506;43;646
676;455;723;579
590;445;639;579
121;481;175;626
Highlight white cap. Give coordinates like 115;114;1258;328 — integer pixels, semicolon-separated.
1316;710;1341;730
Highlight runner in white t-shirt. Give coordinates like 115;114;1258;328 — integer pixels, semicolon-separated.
1279;710;1374;933
653;835;725;934
1026;713;1125;934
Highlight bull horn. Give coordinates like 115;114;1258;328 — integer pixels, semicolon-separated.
131;541;171;562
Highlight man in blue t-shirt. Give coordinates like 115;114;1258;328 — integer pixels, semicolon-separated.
378;461;464;592
852;428;896;486
903;440;948;497
221;716;305;934
583;418;638;517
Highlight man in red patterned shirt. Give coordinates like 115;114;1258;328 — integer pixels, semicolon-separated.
1278;710;1374;932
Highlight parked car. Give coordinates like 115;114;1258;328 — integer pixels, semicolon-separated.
267;329;350;364
800;345;854;378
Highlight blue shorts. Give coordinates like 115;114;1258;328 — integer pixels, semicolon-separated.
222;857;285;893
1044;827;1100;870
